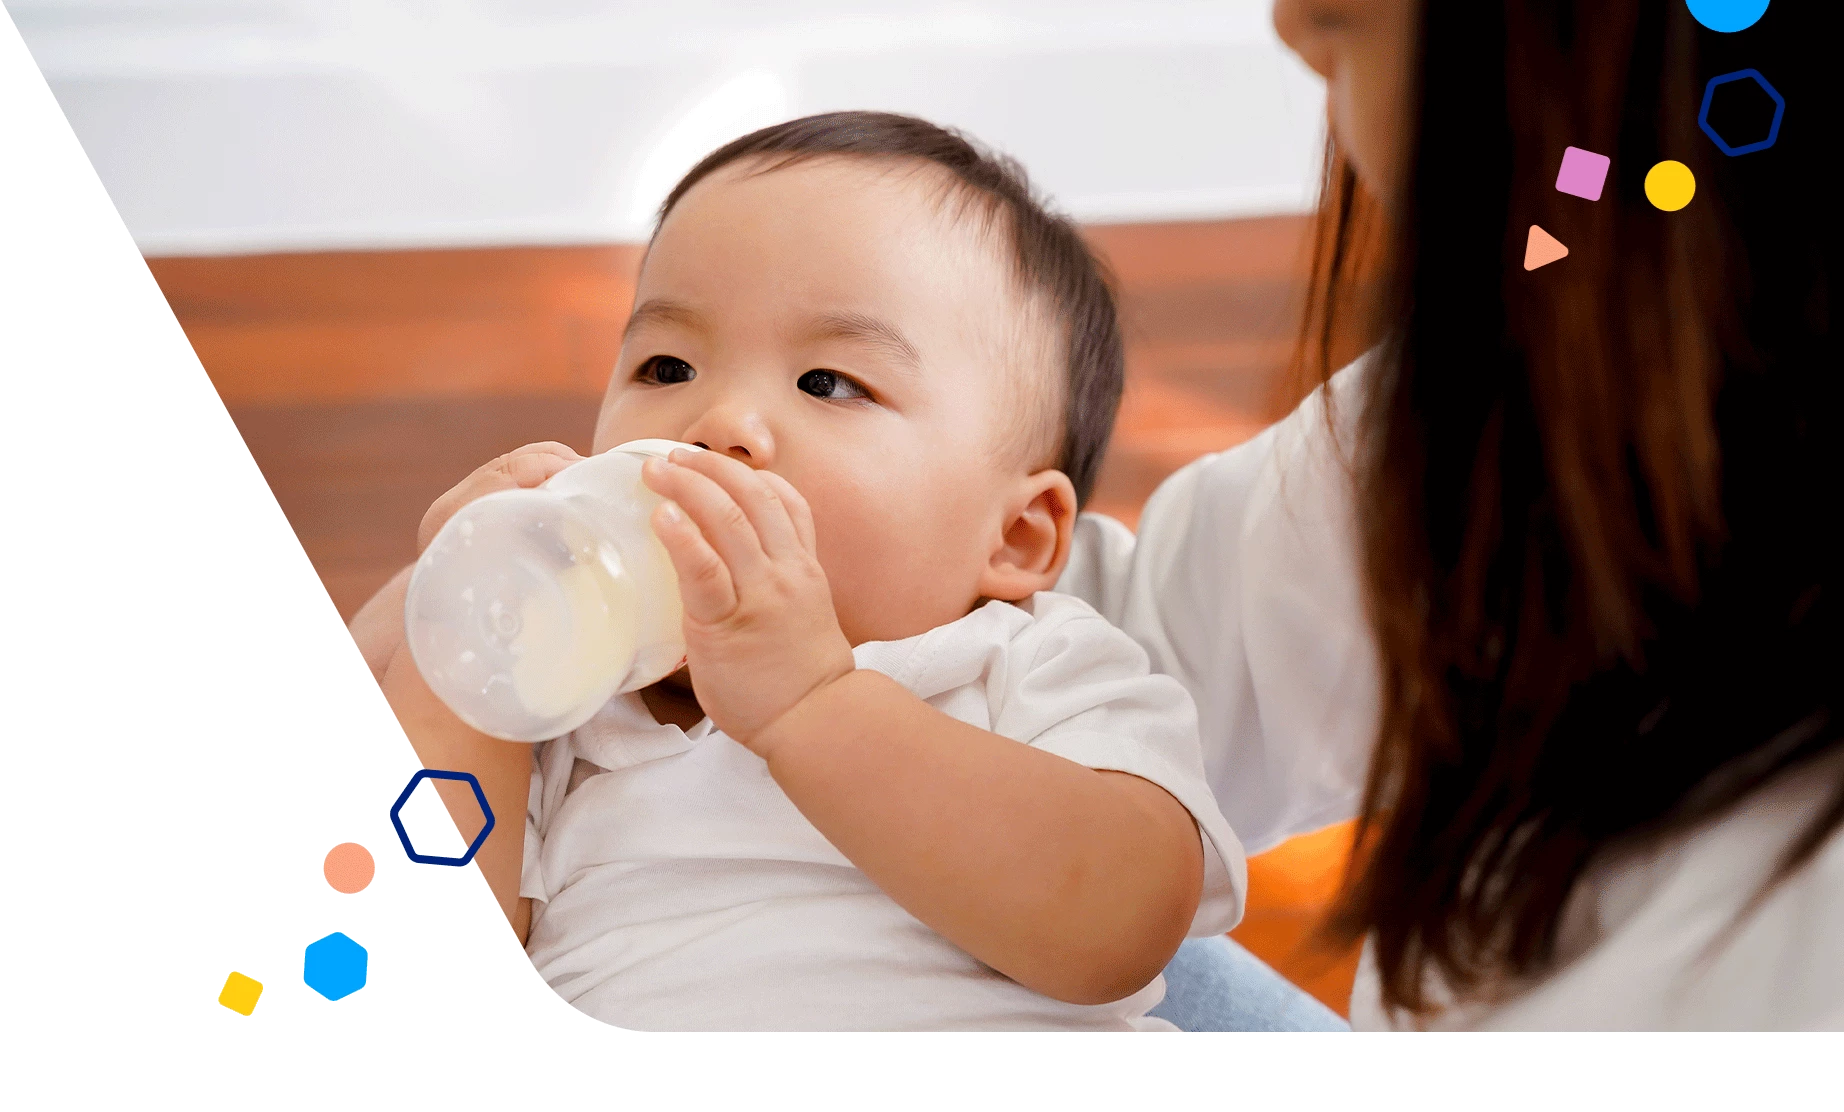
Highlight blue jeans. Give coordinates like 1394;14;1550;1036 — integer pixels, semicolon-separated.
1149;935;1349;1031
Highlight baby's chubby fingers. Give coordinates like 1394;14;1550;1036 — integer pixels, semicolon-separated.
419;441;582;552
495;442;583;484
662;448;807;561
641;454;771;582
649;498;739;624
755;470;818;556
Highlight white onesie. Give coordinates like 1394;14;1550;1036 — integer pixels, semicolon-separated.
519;591;1246;1031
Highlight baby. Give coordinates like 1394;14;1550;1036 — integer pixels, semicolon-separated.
354;111;1244;1030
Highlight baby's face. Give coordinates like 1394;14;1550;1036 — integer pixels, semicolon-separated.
594;157;1057;646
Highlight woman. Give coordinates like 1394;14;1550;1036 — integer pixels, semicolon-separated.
1084;0;1844;1028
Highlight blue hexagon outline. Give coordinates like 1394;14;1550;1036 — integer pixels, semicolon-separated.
1698;68;1785;157
389;768;496;866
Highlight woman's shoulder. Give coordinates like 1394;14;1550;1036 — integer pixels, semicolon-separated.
1060;354;1374;612
1378;752;1844;1030
1567;754;1844;1028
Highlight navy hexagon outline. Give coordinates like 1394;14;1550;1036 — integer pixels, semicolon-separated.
389;768;496;866
1698;68;1785;156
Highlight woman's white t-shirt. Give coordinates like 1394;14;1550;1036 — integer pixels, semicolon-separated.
1058;361;1844;1030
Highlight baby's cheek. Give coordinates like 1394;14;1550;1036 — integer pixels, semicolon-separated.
593;385;687;454
826;530;983;646
591;400;644;455
817;527;914;645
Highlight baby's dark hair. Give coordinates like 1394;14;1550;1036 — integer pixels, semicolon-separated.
656;111;1124;508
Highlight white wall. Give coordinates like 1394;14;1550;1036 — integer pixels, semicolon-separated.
10;0;1327;254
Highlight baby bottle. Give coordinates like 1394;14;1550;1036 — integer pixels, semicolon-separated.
404;439;694;741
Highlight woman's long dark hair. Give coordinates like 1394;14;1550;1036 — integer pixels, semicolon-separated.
1321;0;1844;1017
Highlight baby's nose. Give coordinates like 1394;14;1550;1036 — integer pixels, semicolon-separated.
691;440;749;461
682;408;774;467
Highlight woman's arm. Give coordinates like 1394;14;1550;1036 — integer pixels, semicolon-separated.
1058;360;1380;854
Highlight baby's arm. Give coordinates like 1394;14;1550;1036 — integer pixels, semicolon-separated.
768;677;1203;1004
351;441;582;940
643;450;1205;1005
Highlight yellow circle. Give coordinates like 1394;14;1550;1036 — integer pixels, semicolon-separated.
1645;160;1696;212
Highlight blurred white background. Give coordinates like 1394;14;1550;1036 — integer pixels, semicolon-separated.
8;0;1326;254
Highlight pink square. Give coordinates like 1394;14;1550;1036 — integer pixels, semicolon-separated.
1555;146;1611;201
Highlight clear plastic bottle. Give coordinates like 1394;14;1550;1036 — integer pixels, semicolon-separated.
404;439;693;741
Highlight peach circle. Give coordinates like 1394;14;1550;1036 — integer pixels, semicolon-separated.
323;842;375;894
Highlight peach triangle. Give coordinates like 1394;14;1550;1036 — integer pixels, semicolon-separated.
1525;225;1569;271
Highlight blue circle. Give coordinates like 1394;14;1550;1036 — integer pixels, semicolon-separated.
1687;0;1770;33
303;932;368;1001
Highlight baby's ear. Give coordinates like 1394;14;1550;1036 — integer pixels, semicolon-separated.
977;470;1078;603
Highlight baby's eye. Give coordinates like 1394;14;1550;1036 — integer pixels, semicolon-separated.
636;355;696;385
797;369;868;401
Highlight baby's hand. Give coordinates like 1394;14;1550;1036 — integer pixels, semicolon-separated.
418;442;582;553
640;449;855;754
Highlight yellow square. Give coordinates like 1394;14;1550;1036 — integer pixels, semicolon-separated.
219;972;263;1016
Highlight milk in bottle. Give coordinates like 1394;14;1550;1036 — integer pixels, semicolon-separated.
404;439;693;741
